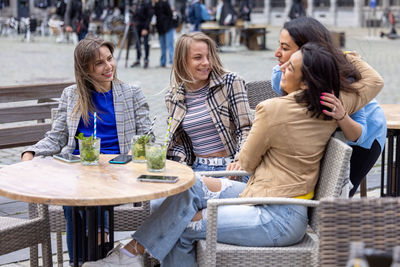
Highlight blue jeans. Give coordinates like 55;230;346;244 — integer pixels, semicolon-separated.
159;28;175;66
64;206;109;265
134;178;308;267
150;161;228;213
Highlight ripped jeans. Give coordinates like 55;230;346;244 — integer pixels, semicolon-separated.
133;177;308;267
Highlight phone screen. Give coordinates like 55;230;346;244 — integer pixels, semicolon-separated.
109;154;132;164
137;175;179;183
53;153;80;163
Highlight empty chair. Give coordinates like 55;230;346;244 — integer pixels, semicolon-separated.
0;204;53;267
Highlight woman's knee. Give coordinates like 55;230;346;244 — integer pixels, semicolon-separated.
200;176;222;192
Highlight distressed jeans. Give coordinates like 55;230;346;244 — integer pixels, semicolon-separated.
134;177;308;267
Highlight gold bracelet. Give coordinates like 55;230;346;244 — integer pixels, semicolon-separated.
337;112;347;121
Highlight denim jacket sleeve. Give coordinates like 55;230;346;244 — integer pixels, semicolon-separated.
347;108;368;146
271;65;283;95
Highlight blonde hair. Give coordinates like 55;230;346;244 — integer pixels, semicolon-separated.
73;34;118;125
171;32;226;92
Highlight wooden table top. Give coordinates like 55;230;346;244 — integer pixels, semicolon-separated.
382;104;400;130
0;155;195;206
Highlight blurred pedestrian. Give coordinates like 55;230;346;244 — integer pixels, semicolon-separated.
64;0;94;41
188;0;202;31
288;0;306;20
154;0;175;67
130;0;153;69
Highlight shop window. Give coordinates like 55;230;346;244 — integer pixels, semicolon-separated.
337;0;354;7
390;0;400;5
313;0;330;7
364;0;383;6
271;0;285;8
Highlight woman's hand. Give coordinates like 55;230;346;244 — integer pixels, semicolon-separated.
320;92;362;142
226;161;242;180
320;92;346;120
21;152;34;161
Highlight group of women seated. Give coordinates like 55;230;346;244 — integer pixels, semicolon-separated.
21;16;384;267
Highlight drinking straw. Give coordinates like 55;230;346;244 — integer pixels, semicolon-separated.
93;112;97;139
164;116;173;146
146;115;157;137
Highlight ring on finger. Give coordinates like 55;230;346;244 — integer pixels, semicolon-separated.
332;106;336;112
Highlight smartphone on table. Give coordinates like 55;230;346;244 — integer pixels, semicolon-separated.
137;175;179;183
53;153;80;163
109;154;132;164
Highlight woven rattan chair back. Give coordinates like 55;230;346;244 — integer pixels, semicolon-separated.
308;137;352;235
246;80;279;109
0;204;53;266
319;198;400;266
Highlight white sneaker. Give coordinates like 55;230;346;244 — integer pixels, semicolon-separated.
82;244;144;267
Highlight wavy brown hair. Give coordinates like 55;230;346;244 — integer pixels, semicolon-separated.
73;34;118;125
283;16;360;93
294;43;341;120
171;32;226;92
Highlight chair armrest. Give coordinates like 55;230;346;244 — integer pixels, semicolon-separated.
204;197;319;266
195;170;251;177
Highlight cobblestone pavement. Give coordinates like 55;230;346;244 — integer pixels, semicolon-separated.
0;25;399;265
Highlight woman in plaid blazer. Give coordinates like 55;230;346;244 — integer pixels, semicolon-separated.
21;35;151;265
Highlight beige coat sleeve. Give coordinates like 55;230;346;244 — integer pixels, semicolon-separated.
340;53;384;114
238;101;272;173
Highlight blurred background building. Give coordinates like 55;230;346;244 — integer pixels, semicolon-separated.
0;0;399;28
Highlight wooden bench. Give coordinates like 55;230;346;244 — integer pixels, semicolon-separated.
0;82;74;149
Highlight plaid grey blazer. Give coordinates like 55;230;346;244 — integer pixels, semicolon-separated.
25;81;151;156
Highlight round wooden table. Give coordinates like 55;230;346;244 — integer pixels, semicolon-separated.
0;155;195;265
381;104;400;196
0;155;195;205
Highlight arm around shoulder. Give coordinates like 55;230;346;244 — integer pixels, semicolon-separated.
340;53;384;114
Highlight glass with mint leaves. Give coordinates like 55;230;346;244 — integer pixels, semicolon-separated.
131;135;151;163
145;141;167;172
76;133;101;166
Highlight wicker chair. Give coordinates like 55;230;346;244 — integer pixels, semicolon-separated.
246;80;280;109
0;204;53;267
196;137;352;267
319;197;400;266
29;202;150;266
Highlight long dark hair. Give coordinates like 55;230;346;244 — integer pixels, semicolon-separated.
295;43;341;120
283;17;360;93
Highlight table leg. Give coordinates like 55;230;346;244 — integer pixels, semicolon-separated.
71;206;115;265
387;132;394;196
87;207;98;261
395;131;400;196
381;145;386;197
72;207;79;267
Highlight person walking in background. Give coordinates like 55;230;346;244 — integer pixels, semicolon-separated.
130;0;153;69
188;0;203;31
21;35;151;266
154;0;175;67
64;0;94;41
288;0;306;20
